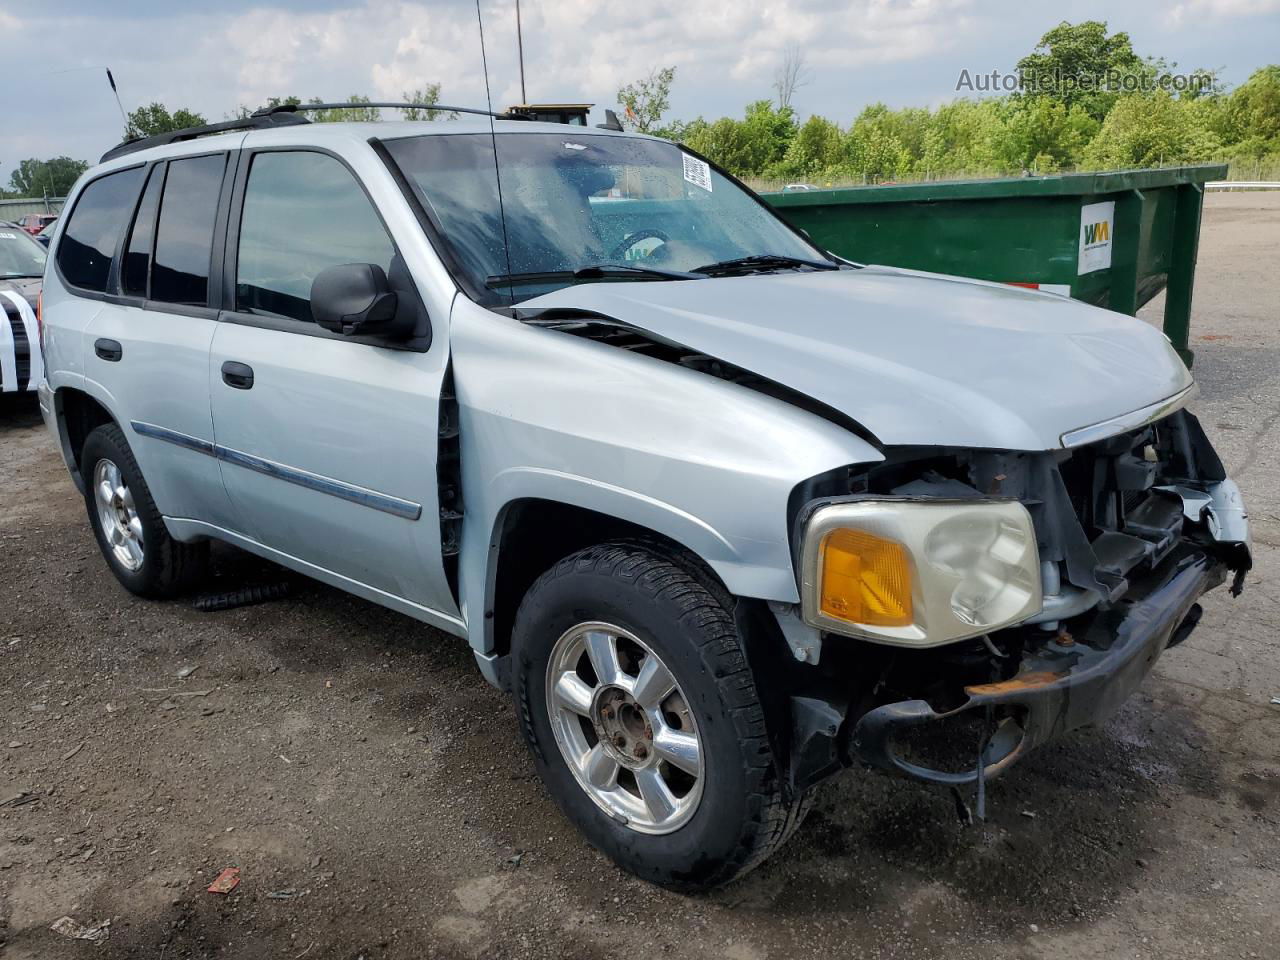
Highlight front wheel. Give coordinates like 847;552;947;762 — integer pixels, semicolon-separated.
512;542;808;889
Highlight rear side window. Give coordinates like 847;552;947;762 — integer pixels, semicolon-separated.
56;167;144;292
235;151;395;324
152;154;227;306
121;165;163;297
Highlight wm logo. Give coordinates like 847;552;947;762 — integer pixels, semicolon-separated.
1084;221;1110;245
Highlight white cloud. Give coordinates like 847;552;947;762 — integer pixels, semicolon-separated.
3;0;1277;185
1167;0;1280;27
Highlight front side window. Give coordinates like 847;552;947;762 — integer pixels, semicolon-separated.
382;132;825;303
0;225;47;280
56;167;145;292
152;154;226;306
235;151;396;324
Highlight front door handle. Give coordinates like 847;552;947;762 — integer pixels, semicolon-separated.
94;338;122;362
221;361;254;390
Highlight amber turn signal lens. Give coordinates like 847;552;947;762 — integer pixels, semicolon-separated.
819;528;913;627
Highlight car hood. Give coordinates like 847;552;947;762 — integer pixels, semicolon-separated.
519;265;1194;451
0;276;40;308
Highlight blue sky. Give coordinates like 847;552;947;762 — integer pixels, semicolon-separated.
2;0;1278;190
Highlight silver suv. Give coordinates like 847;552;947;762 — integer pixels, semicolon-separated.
37;107;1251;889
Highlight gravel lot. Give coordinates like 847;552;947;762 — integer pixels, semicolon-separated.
2;192;1277;960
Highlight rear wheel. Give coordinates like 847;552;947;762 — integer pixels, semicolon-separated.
512;541;808;889
81;423;207;598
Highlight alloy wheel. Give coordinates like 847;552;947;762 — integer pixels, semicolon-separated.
93;458;144;572
545;621;704;834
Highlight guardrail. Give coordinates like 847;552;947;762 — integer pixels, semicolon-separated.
1205;181;1280;191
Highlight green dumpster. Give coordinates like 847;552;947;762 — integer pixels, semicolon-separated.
763;164;1226;366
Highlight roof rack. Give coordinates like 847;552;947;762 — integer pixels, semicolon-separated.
100;100;535;164
100;111;310;163
251;101;524;121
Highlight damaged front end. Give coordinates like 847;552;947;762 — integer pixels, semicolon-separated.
786;408;1251;792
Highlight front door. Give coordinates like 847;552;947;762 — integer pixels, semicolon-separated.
208;148;454;616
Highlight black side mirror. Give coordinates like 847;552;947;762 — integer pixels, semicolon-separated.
312;263;406;338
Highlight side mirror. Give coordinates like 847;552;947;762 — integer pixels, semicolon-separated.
311;263;404;337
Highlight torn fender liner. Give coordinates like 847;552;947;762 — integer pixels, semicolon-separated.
851;547;1221;786
789;695;846;792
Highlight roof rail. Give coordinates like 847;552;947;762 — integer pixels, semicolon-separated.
252;101;528;121
100;100;537;164
100;111;310;163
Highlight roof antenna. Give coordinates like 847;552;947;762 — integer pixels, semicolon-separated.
515;0;528;104
105;68;130;133
475;0;515;303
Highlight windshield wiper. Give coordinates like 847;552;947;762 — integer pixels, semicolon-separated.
486;263;701;288
691;254;838;276
2;273;44;279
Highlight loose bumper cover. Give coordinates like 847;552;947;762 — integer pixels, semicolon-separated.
852;546;1221;784
848;479;1250;786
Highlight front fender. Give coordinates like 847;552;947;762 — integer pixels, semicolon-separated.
449;298;883;656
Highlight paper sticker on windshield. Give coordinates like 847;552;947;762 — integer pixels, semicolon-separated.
562;141;587;151
682;155;712;192
0;232;16;239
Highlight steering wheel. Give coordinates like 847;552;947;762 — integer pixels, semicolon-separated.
609;229;671;263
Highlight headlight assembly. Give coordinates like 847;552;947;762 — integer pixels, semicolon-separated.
800;499;1042;646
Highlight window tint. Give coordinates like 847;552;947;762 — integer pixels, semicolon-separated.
121;165;163;297
56;167;144;292
152;154;226;306
236;151;395;323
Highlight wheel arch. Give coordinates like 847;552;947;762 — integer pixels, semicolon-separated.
53;384;120;494
482;497;735;665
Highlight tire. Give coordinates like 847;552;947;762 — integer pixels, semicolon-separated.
81;422;208;598
512;541;808;890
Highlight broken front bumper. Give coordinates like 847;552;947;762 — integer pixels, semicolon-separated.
850;545;1225;786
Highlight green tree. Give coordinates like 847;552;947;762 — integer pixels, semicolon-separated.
781;114;843;176
7;157;89;197
997;98;1099;171
844;105;914;181
845;126;910;182
617;67;676;134
915;99;1005;175
125;102;207;139
682;116;751;172
679;101;796;176
402;84;457;121
310;95;382;123
739;100;797;174
1221;66;1280;155
1016;21;1148;120
1082;92;1221;167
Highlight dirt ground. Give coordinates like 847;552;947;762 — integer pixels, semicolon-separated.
2;192;1278;960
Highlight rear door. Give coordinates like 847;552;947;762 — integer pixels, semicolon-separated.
80;151;241;529
208;146;455;617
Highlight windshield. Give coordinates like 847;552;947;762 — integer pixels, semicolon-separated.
383;132;827;303
0;226;47;279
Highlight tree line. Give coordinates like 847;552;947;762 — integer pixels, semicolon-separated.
6;20;1278;200
622;22;1279;184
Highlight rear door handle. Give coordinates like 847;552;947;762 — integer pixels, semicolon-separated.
221;361;254;390
94;338;122;362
